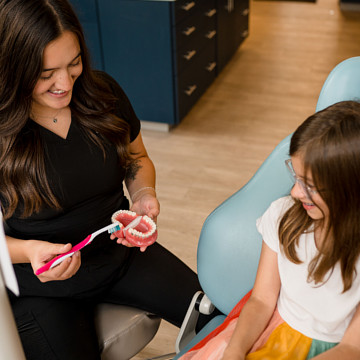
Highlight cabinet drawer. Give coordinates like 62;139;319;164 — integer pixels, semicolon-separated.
176;2;216;50
176;24;216;74
177;43;216;119
239;0;250;37
174;0;208;24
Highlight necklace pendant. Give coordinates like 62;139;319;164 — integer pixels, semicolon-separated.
53;118;57;123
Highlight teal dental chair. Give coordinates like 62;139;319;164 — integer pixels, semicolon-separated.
173;56;360;359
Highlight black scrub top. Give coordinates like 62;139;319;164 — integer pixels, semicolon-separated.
3;72;141;298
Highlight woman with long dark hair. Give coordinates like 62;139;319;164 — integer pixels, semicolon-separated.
0;1;203;358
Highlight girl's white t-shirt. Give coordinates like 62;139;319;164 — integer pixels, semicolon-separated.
256;196;360;343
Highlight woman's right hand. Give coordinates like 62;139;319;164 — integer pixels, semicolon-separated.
28;240;81;283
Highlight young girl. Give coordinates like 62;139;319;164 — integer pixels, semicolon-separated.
180;100;360;360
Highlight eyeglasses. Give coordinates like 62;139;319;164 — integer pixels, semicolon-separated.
285;159;318;198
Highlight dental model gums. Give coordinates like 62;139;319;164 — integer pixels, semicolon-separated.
111;210;158;247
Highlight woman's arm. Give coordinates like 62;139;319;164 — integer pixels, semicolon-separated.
6;235;81;282
125;132;159;220
112;132;160;251
6;235;34;264
221;241;281;360
312;304;360;359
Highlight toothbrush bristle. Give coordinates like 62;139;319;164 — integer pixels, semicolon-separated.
108;224;121;233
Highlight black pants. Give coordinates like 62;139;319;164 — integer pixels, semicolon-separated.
9;243;207;360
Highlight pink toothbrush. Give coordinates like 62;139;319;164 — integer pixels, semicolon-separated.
35;223;121;275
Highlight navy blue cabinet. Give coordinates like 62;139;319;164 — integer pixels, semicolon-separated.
100;0;178;126
217;0;249;72
70;0;104;70
69;0;248;128
340;0;360;10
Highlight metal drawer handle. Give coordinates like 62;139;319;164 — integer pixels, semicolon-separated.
226;0;234;12
184;85;197;96
242;8;249;16
182;2;195;11
183;50;197;61
205;9;217;17
205;30;216;40
206;62;216;72
183;26;196;36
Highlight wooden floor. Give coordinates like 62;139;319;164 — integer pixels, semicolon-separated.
133;0;360;358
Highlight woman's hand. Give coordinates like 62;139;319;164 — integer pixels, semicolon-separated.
110;192;160;252
131;192;160;222
28;240;81;282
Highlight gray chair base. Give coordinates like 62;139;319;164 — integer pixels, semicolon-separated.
95;303;161;360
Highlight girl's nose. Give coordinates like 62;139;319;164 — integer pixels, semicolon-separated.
290;181;307;200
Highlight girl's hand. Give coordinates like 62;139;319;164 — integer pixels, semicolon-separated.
29;241;81;282
221;349;245;360
221;353;245;360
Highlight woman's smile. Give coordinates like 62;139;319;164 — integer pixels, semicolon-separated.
47;89;70;99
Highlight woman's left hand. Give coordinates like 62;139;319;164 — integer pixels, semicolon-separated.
110;192;160;252
130;192;160;223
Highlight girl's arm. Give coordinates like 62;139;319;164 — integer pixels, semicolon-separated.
125;132;159;220
221;241;281;360
312;304;360;359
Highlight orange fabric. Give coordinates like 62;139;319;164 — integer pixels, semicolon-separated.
179;300;314;360
248;307;284;353
246;322;312;359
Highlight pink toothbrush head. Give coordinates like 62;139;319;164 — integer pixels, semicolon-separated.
111;210;158;247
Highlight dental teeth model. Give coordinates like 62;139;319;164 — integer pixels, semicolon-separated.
111;210;158;247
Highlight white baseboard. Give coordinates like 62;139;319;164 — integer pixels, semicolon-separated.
141;120;172;132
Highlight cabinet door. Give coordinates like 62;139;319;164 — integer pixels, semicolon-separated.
235;0;250;46
69;0;104;70
98;0;177;125
216;0;249;72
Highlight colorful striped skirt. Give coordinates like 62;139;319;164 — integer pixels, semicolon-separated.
179;292;337;360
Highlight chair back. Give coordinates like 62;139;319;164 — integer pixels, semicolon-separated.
197;135;293;315
197;56;360;316
316;56;360;111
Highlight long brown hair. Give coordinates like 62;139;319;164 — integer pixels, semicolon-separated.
279;101;360;292
0;0;131;219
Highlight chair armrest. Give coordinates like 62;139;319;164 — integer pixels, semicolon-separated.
175;291;215;353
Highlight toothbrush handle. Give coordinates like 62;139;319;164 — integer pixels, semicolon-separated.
35;235;92;275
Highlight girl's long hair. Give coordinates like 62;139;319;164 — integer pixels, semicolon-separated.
279;101;360;292
0;0;131;219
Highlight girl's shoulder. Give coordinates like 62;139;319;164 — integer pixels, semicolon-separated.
257;196;294;227
256;196;294;252
267;196;294;217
